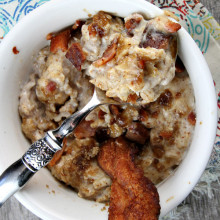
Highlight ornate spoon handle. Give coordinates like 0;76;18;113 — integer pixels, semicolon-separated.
0;90;101;207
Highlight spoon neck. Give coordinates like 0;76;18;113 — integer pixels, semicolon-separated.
49;93;101;146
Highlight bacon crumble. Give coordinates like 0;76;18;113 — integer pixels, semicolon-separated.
93;37;118;67
50;29;71;53
12;46;19;54
65;42;86;71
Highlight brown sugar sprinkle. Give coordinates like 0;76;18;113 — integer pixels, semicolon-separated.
12;46;19;54
131;74;143;86
159;130;173;139
152;145;165;158
88;23;104;37
188;111;196;125
158;89;173;107
152;158;165;172
137;59;145;69
88;11;111;37
175;92;182;98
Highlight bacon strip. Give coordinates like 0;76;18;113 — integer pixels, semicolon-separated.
93;38;118;67
65;42;86;71
98;137;160;220
50;29;71;53
164;20;181;33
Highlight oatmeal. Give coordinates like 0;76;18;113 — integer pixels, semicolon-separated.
85;13;180;104
19;11;195;202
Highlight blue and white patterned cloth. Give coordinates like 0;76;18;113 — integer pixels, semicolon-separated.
0;0;220;219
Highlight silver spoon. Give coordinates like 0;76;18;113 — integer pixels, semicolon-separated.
0;88;124;207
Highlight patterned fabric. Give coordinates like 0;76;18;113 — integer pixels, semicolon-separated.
0;0;49;37
0;0;219;219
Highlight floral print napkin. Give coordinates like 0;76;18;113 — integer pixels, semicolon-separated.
0;0;220;219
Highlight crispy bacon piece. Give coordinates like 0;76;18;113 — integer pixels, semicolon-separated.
49;138;67;167
164;20;181;33
93;38;118;67
73;120;96;139
137;59;145;69
98;137;160;220
65;42;86;71
125;17;142;36
50;29;71;53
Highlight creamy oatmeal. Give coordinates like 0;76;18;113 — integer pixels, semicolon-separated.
19;12;195;202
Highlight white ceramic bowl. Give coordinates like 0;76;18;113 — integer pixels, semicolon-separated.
0;0;217;219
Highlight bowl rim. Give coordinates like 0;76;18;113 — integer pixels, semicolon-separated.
0;0;217;219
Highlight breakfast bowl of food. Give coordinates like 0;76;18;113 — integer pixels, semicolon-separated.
0;0;217;219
